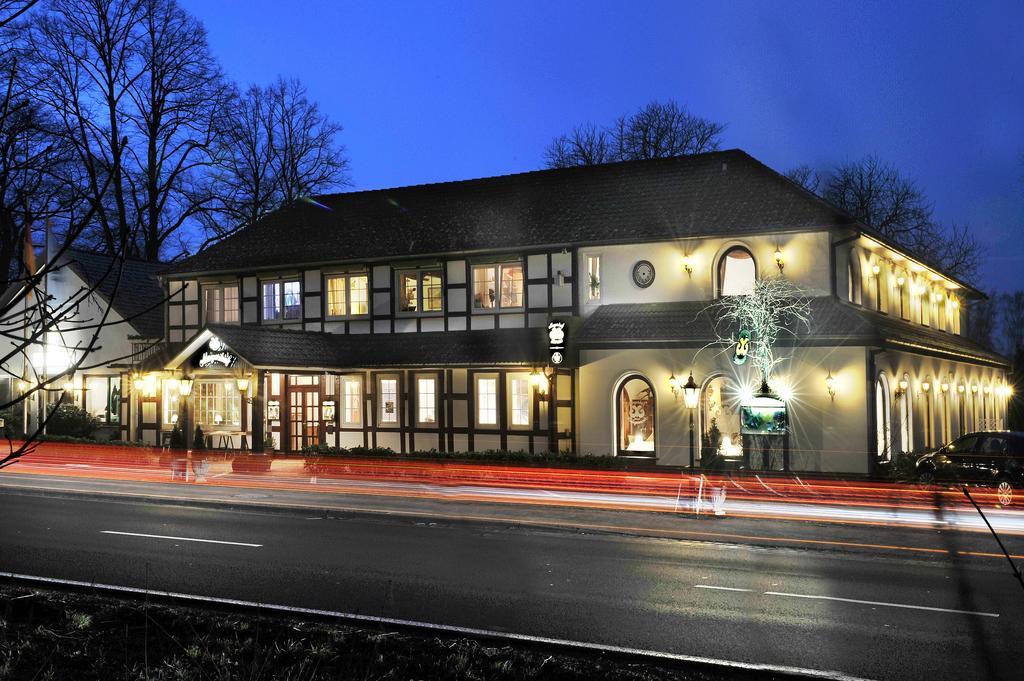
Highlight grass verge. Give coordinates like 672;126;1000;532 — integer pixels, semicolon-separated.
0;583;788;680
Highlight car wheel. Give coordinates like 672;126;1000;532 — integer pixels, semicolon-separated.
996;479;1014;507
917;469;936;487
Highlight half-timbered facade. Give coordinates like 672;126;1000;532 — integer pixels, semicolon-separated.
129;149;1012;474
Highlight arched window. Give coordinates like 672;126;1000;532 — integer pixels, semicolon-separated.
847;254;863;305
957;384;966;437
718;247;756;296
899;373;913;453
876;373;892;462
615;375;656;456
700;375;743;465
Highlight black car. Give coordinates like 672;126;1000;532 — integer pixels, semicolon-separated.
916;431;1024;506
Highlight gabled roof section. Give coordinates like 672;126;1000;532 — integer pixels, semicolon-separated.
578;296;1008;366
164;149;858;276
65;250;166;339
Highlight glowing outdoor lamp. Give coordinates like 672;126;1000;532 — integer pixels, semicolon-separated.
774;247;785;273
682;371;700;467
896;378;908;398
940;381;949;393
921;379;931;393
895;273;906;287
871;263;881;276
531;370;549;395
178;377;194;396
825;370;836;402
971;384;979;394
668;373;680;395
681;255;693;277
236;376;250;393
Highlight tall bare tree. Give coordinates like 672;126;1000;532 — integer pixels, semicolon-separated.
27;0;226;261
198;77;349;247
544;99;725;169
784;164;821;194
813;156;981;281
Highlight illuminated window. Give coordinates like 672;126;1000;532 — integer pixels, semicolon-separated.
397;270;443;314
194;380;240;429
326;274;369;317
718;247;756;296
899;374;913;453
509;374;531;427
847;257;862;305
378;377;399;424
341;376;362;427
476;376;498;425
875;374;892;462
417;376;437;424
473;263;524;310
85;375;120;424
262;280;301;321
203;284;239;324
586;255;601;302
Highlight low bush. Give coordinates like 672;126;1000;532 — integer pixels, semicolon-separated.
45;404;100;438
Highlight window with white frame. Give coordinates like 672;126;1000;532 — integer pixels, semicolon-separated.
262;280;301;321
397;270;443;314
326;274;369;318
85;375;120;424
508;373;531;427
719;247;756;296
194;379;241;429
586;255;601;302
417;376;437;424
378;377;399;424
476;376;498;425
472;263;524;310
340;376;362;427
203;284;239;324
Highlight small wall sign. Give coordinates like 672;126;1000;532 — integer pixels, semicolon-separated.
267;400;280;420
197;336;238;369
548;320;566;366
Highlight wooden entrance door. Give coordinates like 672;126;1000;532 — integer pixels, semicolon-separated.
288;375;320;451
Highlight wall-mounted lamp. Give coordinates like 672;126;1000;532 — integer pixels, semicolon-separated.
984;385;992;396
952;298;960;309
17;380;29;392
895;273;906;287
682;372;700;410
681;255;693;278
236;376;250;393
895;378;908;398
825;370;836;402
921;379;931;393
957;383;965;394
668;373;680;395
971;384;979;394
940;381;949;393
178;377;194;396
531;369;549;396
871;263;881;276
774;248;785;273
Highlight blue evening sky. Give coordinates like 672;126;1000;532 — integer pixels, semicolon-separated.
181;0;1023;292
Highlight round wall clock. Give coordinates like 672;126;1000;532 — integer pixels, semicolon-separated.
631;260;656;288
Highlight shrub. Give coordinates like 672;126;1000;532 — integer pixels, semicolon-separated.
193;425;206;450
169;423;185;449
45;404;99;438
299;444;637;470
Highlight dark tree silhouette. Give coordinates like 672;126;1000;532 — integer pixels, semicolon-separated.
545;100;725;169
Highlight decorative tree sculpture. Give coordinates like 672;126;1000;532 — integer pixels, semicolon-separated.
706;277;812;391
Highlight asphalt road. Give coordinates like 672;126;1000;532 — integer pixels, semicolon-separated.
1;489;1022;681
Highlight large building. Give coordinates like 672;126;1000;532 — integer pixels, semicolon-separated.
128;150;1010;473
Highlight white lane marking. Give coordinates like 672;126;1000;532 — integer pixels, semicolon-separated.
763;591;998;618
100;530;262;547
694;584;754;592
0;571;879;681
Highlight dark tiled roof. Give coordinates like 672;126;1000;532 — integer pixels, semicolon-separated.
66;250;166;338
165;150;856;276
191;324;551;369
578;296;1008;366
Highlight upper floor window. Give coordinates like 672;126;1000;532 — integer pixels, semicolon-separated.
203;284;239;324
586;255;601;302
847;257;862;305
398;269;443;314
473;262;524;310
718;247;755;296
326;273;369;318
262;280;301;321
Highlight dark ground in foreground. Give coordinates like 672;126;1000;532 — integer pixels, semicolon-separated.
0;584;791;681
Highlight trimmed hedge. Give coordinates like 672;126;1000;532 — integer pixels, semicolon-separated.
300;445;638;469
